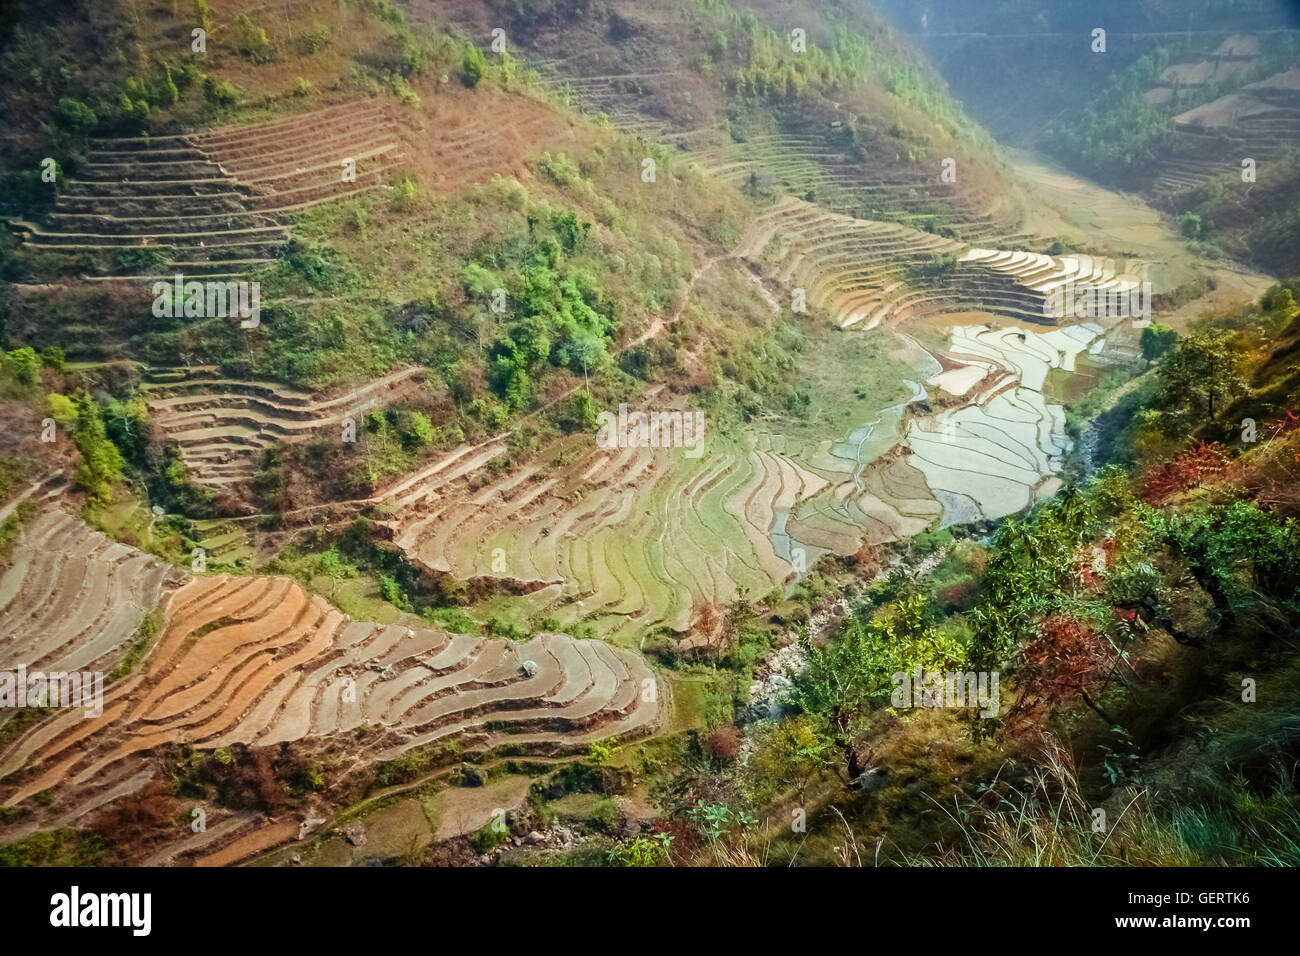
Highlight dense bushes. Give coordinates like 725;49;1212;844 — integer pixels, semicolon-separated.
169;743;323;814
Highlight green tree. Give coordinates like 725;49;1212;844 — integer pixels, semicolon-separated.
38;346;65;372
1153;329;1249;432
966;486;1099;670
793;594;965;741
379;573;412;611
104;395;149;467
1139;322;1178;365
70;393;124;506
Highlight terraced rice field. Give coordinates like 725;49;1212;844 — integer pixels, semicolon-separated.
377;391;782;640
0;573;658;827
144;364;426;488
742;197;1145;331
533;59;684;141
525;40;1021;243
687;129;1022;244
375;375;960;637
400;97;581;195
12;101;407;280
726;193;1151;538
377;292;1121;626
762;385;943;561
905;317;1122;523
364;194;1149;634
742;196;965;329
0;510;188;676
1148;38;1300;201
431;7;1020;244
760;311;1126;540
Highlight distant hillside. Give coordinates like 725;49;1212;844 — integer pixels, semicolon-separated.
406;0;1025;239
871;1;1300;279
873;0;1300;145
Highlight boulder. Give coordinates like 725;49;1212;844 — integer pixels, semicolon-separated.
849;767;887;792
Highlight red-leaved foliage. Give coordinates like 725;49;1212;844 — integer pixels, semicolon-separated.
1140;441;1230;506
705;724;743;763
853;541;883;577
1006;615;1117;736
679;598;726;659
87;778;180;858
688;599;722;643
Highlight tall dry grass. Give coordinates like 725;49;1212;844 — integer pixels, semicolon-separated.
902;736;1202;866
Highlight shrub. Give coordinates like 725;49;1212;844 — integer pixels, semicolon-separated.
56;98;97;132
403;411;434;449
424;606;479;633
117;91;149;126
935;576;979;613
486;616;526;641
468;817;509;853
391;175;418;209
539;151;581;187
704;724;743;762
379;573;412;611
193;0;212;31
234;14;275;64
461;43;485;87
203;77;238;108
46;393;77;425
586;741;618;766
6;347;38;387
115;246;166;272
607;834;673;866
295;25;331;55
1139;441;1230;506
590;797;621;834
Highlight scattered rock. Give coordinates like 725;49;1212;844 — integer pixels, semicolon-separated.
521;660;539;677
344;823;367;847
744;642;808;724
849;767;887;792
